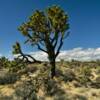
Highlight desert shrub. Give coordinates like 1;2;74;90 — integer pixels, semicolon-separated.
44;79;57;95
0;73;19;85
96;66;100;74
27;66;38;73
33;72;51;91
18;66;38;76
95;76;100;83
29;70;59;96
77;66;92;86
73;94;87;100
63;69;76;82
42;78;66;96
0;57;11;69
80;66;92;76
54;94;69;100
9;58;27;72
96;60;100;66
40;64;50;73
0;95;14;100
15;81;37;100
73;80;82;87
77;75;91;87
56;69;64;79
91;76;100;88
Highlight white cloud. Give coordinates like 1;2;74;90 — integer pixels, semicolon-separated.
11;47;100;61
29;51;48;61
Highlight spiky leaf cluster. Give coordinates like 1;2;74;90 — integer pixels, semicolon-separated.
18;11;49;35
18;5;69;41
47;6;69;33
12;42;21;54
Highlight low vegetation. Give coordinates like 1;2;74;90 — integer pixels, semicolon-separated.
0;58;100;100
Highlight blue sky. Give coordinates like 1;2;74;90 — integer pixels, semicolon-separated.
0;0;100;57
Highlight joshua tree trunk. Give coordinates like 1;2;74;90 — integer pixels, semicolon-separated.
45;34;56;78
48;50;56;78
50;59;56;78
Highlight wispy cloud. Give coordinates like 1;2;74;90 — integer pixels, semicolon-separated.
29;47;100;61
10;47;100;61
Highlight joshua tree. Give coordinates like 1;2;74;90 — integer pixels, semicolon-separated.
12;42;40;63
18;5;69;78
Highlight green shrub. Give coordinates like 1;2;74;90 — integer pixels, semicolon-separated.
63;69;76;82
91;76;100;88
15;81;37;100
78;67;92;86
0;57;11;69
0;95;14;100
96;66;100;74
9;58;27;72
95;76;100;83
0;73;19;85
77;75;91;86
80;66;91;76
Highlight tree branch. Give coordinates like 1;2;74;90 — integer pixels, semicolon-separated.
25;54;41;63
36;44;48;53
16;44;40;63
51;31;59;44
53;36;59;49
55;37;63;58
